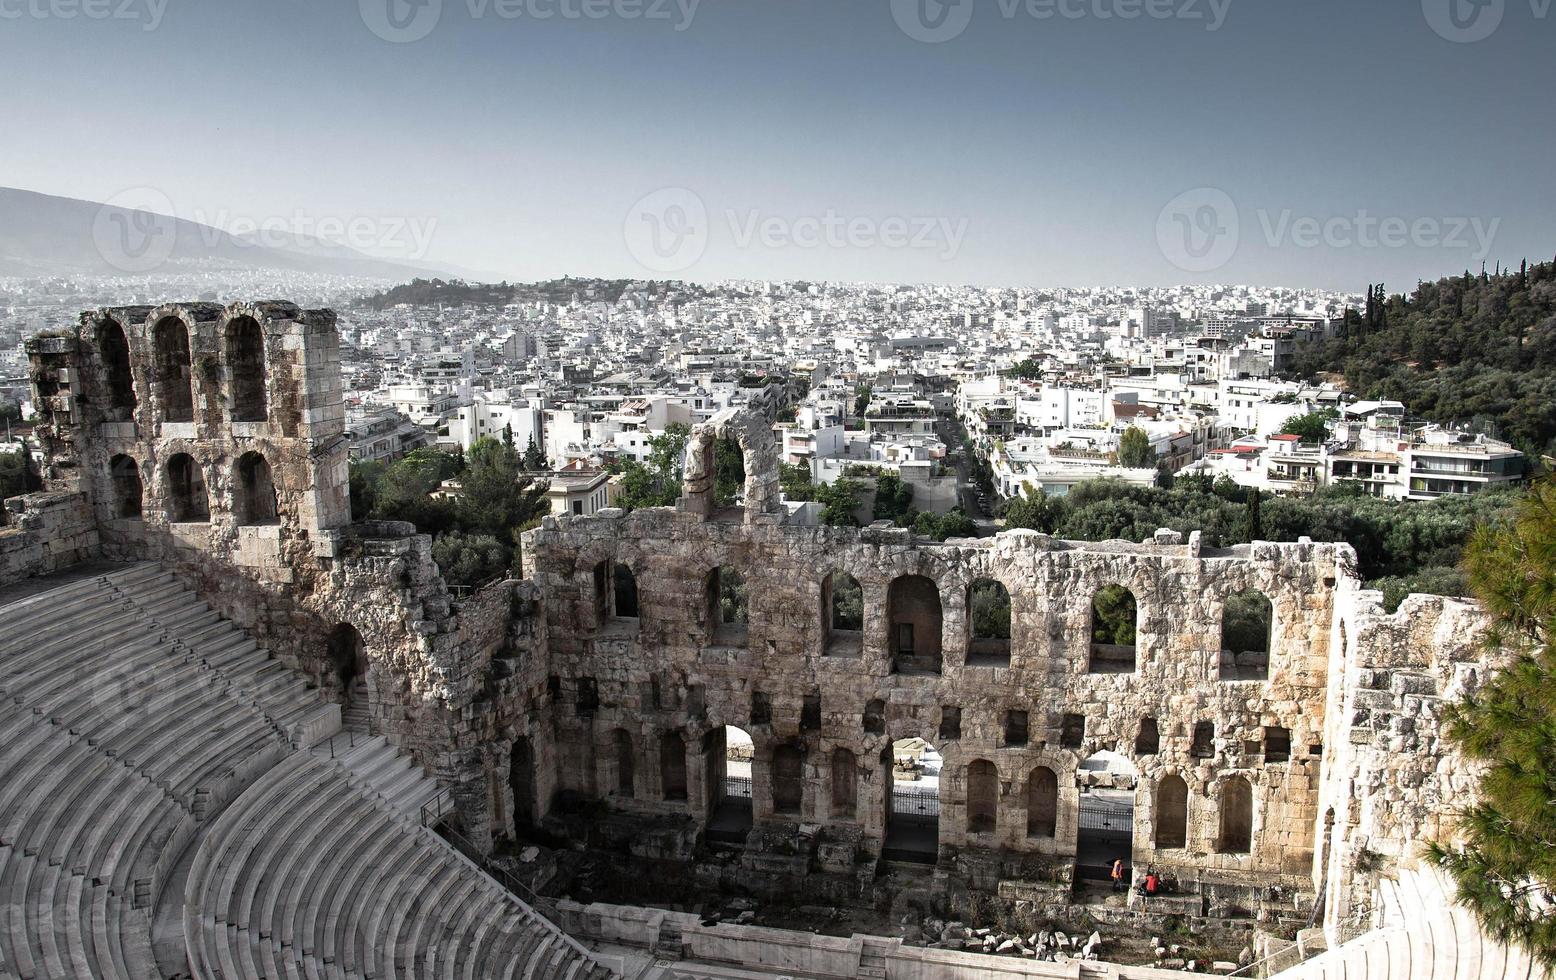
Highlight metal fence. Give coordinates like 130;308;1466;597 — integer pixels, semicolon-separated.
892;785;940;820
1077;794;1134;834
723;774;753;800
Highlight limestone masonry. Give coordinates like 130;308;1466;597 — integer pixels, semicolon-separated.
0;301;1509;951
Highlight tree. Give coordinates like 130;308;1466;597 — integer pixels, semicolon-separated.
456;437;548;551
1117;426;1157;469
1245;488;1263;541
614;423;689;511
1278;409;1337;442
969;580;1011;639
0;440;43;506
1091;584;1137;646
1430;478;1556;967
780;462;816;502
522;435;547;471
873;473;916;525
815;478;864;527
1154;461;1175;490
1003;486;1062;534
430;531;512;590
854;383;872;420
713;437;745;508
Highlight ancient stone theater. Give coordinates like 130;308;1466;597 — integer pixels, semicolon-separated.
0;301;1547;978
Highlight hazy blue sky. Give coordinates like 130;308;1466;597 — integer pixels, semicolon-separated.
2;0;1552;289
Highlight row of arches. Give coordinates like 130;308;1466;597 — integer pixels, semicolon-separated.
95;315;269;426
586;560;1274;679
596;729;1256;861
107;451;278;526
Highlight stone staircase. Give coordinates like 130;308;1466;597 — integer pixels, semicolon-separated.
1268;865;1552;980
0;562;615;980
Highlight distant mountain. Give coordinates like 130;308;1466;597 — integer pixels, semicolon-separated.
0;187;463;281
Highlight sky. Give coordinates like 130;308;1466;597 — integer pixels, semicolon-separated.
1;0;1553;290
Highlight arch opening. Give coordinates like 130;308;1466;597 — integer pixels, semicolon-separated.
884;737;941;863
706;566;748;647
165;453;209;522
97;319;136;419
830;747;857;819
704;725;753;844
611;728;635;797
108;455;143;520
966;578;1011;667
613;563;639;618
1075;752;1137;884
1027;766;1058;838
1218;775;1254;854
510;737;535;830
1221;589;1273;681
326;623;369;711
888;574;942;675
660;730;688;802
823;571;863;657
966;759;999;835
226;315;268;422
152;316;195;424
1088;584;1137;674
771;743;805;815
1154;773;1189;849
234;451;279;526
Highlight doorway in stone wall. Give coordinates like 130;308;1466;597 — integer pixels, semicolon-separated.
704;725;754;845
883;737;941;863
510;737;535;831
1075;751;1137;883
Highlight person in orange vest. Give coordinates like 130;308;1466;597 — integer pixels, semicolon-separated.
1110;858;1127;892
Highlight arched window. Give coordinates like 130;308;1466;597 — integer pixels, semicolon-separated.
888;574;942;674
109;455;142;519
1155;774;1188;849
772;745;804;815
613;729;635;796
97;319;136;419
966;759;998;834
226;315;267;422
1218;776;1253;853
165;453;208;522
614;563;639;618
1221;590;1273;681
327;623;368;704
152;316;194;424
830;749;856;817
967;578;1011;666
823;572;863;655
234;452;278;526
1026;766;1058;838
862;698;885;735
706;566;748;646
592;561;613;623
660;731;687;801
1088;584;1137;673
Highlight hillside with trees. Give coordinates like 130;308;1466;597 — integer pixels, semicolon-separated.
1291;260;1556;454
361;276;710;310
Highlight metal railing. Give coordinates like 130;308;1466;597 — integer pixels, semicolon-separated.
723;775;752;800
892;786;940;819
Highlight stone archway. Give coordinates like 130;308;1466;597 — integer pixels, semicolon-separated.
1075;750;1137;884
679;408;782;522
884;736;941;864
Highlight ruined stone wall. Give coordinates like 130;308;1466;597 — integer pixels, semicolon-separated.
0;490;98;587
1317;589;1498;925
522;507;1341;894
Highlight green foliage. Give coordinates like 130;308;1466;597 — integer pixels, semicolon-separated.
780;463;816;501
854;383;872;419
613;423;690;511
1290;261;1556;454
1154;462;1175;490
355;441;546;589
1368;566;1470;613
430;531;512;590
717;569;748;625
1221;590;1272;653
714;437;745;508
1245;488;1263;540
830;574;863;630
0;441;43;507
873;473;916;525
1007;358;1043;380
1002;486;1064;534
1117;426;1157;469
912;507;977;541
0;401;21;423
1091;584;1137;645
1278;409;1338;442
970;580;1011;639
522;435;547;471
817;479;864;527
1429;478;1556;967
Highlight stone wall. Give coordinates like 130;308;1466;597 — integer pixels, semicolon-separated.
521;503;1341;898
0;490;98;587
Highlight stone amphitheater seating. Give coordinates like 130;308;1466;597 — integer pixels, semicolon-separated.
0;563;613;980
1273;865;1552;980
